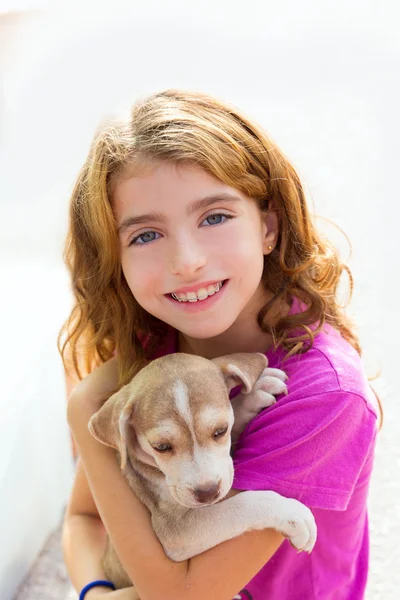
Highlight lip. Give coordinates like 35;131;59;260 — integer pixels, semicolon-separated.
165;280;229;313
169;279;223;295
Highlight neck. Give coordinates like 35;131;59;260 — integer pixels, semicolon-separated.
178;290;289;360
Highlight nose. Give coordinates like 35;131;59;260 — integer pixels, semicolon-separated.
193;482;221;504
168;236;207;276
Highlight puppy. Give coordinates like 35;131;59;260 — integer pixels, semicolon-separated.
89;352;317;590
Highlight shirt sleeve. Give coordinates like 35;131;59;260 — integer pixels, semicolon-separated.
232;390;378;510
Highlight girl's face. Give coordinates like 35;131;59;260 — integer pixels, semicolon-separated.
113;161;277;341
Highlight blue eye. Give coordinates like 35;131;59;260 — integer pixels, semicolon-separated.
202;213;233;226
129;213;233;246
130;231;160;246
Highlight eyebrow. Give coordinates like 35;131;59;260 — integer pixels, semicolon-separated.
117;193;242;235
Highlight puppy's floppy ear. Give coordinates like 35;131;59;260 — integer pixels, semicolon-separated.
88;385;136;470
212;353;268;393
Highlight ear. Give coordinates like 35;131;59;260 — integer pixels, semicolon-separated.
261;209;279;255
88;385;136;470
211;353;268;393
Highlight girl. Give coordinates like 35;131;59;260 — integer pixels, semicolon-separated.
61;89;379;600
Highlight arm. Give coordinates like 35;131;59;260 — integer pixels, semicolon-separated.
63;457;141;600
62;459;108;593
63;358;140;599
67;363;284;600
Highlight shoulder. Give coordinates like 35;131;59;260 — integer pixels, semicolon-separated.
233;328;378;508
267;324;379;420
234;326;379;468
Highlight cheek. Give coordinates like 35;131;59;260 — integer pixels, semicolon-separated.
230;237;265;281
226;221;265;260
235;237;263;260
121;254;160;299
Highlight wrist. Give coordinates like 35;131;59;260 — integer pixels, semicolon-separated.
79;580;116;600
84;587;112;599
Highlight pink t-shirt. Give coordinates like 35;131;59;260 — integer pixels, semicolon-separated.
146;314;379;599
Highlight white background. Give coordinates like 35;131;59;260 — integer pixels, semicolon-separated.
0;1;399;598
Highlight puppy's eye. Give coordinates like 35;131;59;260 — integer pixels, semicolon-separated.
213;426;228;439
153;443;172;453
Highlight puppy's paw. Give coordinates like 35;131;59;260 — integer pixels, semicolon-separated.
242;367;288;412
278;498;317;553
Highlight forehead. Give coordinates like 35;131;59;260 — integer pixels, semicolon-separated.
133;358;231;431
112;161;242;218
172;379;229;427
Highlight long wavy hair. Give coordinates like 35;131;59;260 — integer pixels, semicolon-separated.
59;89;361;388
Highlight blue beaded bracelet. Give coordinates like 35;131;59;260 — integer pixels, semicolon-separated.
79;580;116;600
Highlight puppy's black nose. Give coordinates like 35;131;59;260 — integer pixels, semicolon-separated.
193;482;220;503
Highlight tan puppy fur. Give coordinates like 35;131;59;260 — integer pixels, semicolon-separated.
89;352;317;590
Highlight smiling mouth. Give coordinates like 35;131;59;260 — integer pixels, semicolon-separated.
169;280;226;303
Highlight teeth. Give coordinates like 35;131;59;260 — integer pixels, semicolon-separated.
187;291;198;302
171;281;223;302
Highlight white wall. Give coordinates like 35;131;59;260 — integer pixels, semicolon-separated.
0;2;398;597
0;258;74;600
0;9;75;600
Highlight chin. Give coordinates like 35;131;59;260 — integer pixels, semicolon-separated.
179;327;230;342
176;317;238;340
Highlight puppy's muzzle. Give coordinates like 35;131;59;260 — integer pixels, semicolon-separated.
193;480;221;504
